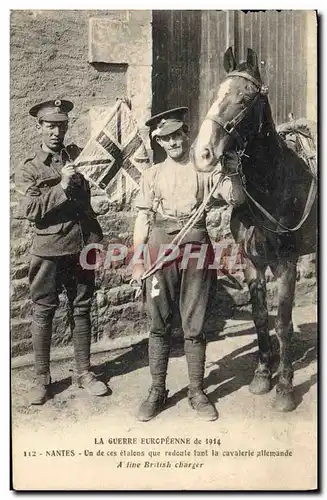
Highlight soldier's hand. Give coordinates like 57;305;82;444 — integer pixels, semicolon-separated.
130;263;145;287
60;164;76;190
71;172;85;188
221;151;239;175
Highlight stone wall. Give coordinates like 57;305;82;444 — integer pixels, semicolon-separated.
10;10;153;356
10;10;317;358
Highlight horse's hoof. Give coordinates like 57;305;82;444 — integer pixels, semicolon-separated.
273;386;296;412
249;370;272;395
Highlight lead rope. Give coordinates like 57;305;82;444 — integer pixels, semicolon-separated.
236;149;317;234
132;171;225;298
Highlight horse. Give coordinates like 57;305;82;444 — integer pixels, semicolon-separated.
190;47;317;411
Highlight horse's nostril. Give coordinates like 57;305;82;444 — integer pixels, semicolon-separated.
201;148;211;160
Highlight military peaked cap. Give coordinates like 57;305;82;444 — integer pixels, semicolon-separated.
146;107;188;138
29;99;74;122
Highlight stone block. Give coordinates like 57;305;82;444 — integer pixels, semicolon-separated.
11;240;33;263
11;298;33;319
105;284;135;307
90;195;110;215
294;278;317;307
126;64;152;127
96;268;125;289
11;263;29;280
88;17;151;66
52;323;73;346
97;211;134;237
207;206;231;242
11;278;29;302
223;283;250;308
11;339;33;357
103;319;148;339
11;318;32;342
11;218;33;240
102;302;148;339
206;208;222;232
298;254;316;279
95;290;107;308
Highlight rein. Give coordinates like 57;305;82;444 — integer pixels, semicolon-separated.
238;162;317;233
139;171;224;283
206;70;317;234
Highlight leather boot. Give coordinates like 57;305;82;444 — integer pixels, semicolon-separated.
188;389;218;421
185;338;218;421
77;371;108;397
137;387;168;422
29;373;52;405
137;333;170;421
31;309;53;404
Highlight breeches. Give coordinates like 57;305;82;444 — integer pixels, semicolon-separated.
28;253;95;377
146;231;216;341
29;253;95;316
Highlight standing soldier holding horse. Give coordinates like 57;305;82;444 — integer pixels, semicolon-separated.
132;107;245;422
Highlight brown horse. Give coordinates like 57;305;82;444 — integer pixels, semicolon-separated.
191;47;317;411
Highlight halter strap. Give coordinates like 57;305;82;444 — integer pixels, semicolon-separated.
205;113;246;149
204;71;316;234
241;177;317;233
227;71;263;90
205;71;269;151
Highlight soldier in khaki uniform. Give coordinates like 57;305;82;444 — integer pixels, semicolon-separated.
132;107;245;422
15;99;108;405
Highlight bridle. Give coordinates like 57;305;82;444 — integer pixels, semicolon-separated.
205;70;316;234
206;70;269;152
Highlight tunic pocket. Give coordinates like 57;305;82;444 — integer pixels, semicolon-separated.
36;174;61;191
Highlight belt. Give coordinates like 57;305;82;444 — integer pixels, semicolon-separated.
153;216;206;233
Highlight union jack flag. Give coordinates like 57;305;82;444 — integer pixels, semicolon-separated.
75;99;150;204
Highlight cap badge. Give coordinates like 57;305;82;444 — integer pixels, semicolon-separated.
54;99;62;107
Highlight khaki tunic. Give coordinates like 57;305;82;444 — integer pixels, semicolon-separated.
14;144;103;257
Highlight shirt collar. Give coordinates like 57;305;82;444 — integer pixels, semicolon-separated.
164;155;191;167
36;144;66;165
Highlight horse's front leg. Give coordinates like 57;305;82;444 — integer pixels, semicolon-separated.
270;257;298;411
243;253;272;395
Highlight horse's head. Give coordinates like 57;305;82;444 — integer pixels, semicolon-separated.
191;47;269;173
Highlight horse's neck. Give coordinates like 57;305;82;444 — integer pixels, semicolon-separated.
241;100;314;231
244;111;309;217
245;124;282;185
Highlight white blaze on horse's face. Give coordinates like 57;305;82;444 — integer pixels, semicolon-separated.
216;78;234;104
192;77;244;172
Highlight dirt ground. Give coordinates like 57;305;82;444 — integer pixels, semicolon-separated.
11;305;317;491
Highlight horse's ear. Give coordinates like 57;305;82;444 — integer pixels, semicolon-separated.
223;47;236;73
246;48;259;71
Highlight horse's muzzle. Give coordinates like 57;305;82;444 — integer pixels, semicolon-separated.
190;144;219;173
